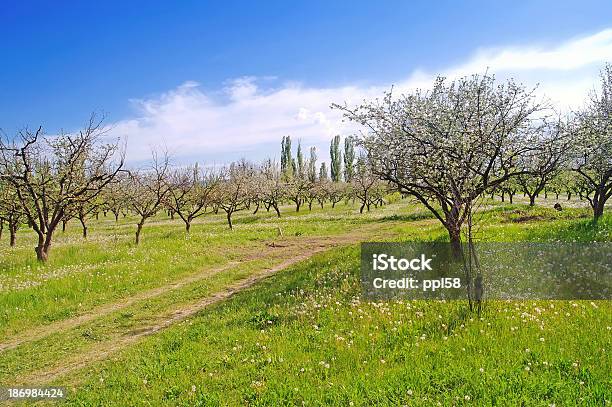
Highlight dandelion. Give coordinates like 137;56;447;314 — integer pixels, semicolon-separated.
539;337;545;342
525;366;530;371
464;395;471;401
479;368;484;373
407;390;413;396
191;385;197;392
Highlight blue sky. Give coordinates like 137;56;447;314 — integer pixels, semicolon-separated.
2;1;612;164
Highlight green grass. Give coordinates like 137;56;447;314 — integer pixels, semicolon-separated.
0;201;390;337
0;196;610;405
63;246;611;406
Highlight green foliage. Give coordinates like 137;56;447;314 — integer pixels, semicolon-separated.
330;135;342;182
343;136;355;182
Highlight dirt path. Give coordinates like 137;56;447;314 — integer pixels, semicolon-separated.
8;223;396;386
0;261;240;354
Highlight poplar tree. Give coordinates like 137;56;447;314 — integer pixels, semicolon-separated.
308;146;317;182
319;162;328;181
330;135;342;182
296;140;304;177
343;136;356;182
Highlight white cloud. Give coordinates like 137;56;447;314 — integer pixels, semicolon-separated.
110;28;612;165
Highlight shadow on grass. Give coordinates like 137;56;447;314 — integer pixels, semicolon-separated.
378;212;434;222
524;214;611;242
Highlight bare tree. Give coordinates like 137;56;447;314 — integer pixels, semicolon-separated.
258;159;284;217
352;157;383;213
570;64;612;222
216;160;253;229
516;119;570;206
102;174;129;222
335;74;544;255
167;164;218;233
0;181;23;246
285;172;311;212
127;151;171;244
323;180;348;208
0;114;124;261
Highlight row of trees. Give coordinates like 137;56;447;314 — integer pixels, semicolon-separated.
0;126;385;261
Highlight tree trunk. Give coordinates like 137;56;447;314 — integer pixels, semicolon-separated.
592;191;607;223
226;211;233;229
253;201;260;215
593;204;604;222
273;203;281;218
295;201;301;212
445;209;463;259
35;245;49;262
0;219;3;240
529;194;536;206
509;193;514;204
448;226;462;259
79;217;87;239
35;233;51;262
135;222;144;245
9;224;17;247
185;221;191;233
62;219;67;232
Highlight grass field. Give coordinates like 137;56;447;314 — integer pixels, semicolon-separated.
0;197;611;405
